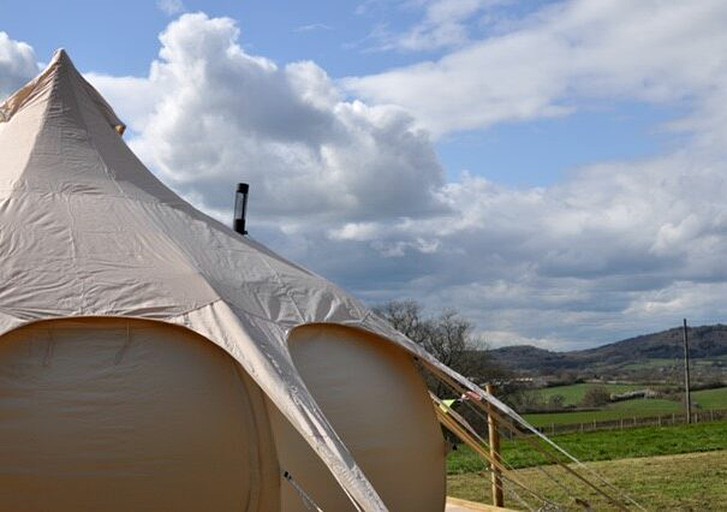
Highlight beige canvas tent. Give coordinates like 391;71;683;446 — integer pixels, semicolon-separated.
0;50;492;511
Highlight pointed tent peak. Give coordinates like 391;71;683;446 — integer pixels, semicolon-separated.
50;47;70;65
55;48;70;59
47;49;92;87
0;48;126;135
0;48;181;205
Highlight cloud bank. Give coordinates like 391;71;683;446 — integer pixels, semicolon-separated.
348;0;727;137
3;2;727;351
0;32;38;97
125;14;446;226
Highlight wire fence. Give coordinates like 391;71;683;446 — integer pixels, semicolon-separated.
534;408;727;436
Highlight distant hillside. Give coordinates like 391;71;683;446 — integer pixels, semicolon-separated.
490;324;727;381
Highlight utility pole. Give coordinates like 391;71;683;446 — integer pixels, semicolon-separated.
683;318;692;424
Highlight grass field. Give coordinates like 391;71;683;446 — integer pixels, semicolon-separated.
447;421;727;510
447;421;727;472
523;399;688;427
532;383;644;406
521;384;727;428
448;451;727;511
693;386;727;408
531;383;727;406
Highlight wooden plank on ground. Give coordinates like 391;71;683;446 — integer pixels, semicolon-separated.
446;496;521;511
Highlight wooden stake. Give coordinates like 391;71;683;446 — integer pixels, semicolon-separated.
486;384;504;507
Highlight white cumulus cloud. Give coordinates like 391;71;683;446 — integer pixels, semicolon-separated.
3;3;727;351
87;7;727;348
0;32;39;99
118;13;447;229
346;0;727;137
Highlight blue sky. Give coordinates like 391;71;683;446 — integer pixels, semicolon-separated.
2;0;679;186
3;1;727;350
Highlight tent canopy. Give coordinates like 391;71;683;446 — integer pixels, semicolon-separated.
0;50;467;511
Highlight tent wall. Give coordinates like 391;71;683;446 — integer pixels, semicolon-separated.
0;318;279;512
267;324;446;512
0;50;451;512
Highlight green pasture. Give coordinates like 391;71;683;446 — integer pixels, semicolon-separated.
521;384;727;426
531;383;727;406
524;400;683;428
693;386;727;408
448;451;727;511
447;420;727;474
446;421;727;510
530;382;644;407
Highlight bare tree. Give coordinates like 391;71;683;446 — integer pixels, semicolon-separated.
375;300;512;445
373;300;499;386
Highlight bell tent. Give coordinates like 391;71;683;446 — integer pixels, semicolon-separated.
0;50;491;511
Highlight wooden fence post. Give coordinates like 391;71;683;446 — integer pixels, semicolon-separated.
486;384;504;508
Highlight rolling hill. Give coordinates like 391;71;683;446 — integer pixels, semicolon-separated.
490;324;727;382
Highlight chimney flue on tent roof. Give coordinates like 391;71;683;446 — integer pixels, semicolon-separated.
233;183;249;235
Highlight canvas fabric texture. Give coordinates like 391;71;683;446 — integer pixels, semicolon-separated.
0;49;489;511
